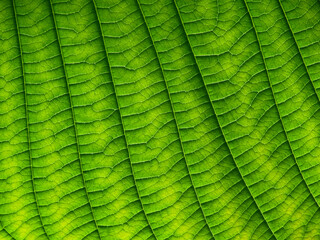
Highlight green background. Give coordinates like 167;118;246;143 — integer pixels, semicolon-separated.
1;0;320;239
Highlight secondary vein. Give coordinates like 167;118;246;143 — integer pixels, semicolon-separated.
1;225;16;240
48;1;102;239
135;0;217;239
277;0;320;104
12;1;50;239
173;0;277;238
243;0;320;210
91;0;158;238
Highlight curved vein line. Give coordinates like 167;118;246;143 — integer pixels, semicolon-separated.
1;226;16;240
172;0;277;238
277;0;320;103
11;1;50;239
48;1;102;238
91;0;158;238
243;0;320;209
135;0;216;238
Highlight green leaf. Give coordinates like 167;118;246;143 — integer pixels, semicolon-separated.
1;0;320;239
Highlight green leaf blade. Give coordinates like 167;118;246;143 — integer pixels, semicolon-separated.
175;0;320;238
13;0;98;238
51;0;156;238
94;0;214;238
280;0;320;88
1;0;320;239
138;0;275;239
0;1;47;239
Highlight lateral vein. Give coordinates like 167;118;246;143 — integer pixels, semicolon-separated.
277;0;320;103
48;1;102;239
135;0;216;238
12;1;50;239
1;225;16;240
244;0;320;210
91;0;158;238
173;0;277;238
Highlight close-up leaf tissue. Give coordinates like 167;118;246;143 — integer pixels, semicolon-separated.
0;0;319;239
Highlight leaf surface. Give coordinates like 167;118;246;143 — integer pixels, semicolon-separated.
1;0;320;239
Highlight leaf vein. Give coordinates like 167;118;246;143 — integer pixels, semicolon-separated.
91;0;158;238
277;0;320;103
12;1;50;239
48;1;102;239
173;0;277;238
244;0;320;210
136;0;217;238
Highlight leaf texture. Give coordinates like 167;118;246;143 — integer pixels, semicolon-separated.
1;0;320;239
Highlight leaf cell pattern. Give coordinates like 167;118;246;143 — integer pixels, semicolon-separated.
0;0;320;239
